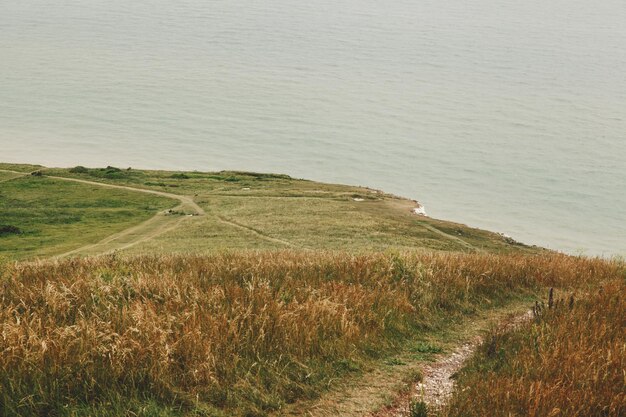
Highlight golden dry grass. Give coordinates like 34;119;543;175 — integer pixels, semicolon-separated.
0;251;622;416
444;279;625;417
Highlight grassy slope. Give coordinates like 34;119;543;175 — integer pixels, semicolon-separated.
0;163;620;417
0;171;23;182
0;174;174;259
1;252;621;417
10;163;539;256
444;279;625;417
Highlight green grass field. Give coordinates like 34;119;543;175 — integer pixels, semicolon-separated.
0;173;173;259
0;163;538;259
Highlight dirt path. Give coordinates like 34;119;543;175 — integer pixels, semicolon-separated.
216;214;301;248
55;177;316;252
49;175;206;216
375;310;533;417
2;168;301;255
56;208;192;258
44;175;205;257
0;170;27;183
1;169;204;215
272;302;532;417
421;223;480;252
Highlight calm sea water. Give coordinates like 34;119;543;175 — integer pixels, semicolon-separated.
1;0;625;256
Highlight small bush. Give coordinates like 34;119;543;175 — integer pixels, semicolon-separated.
69;166;89;174
170;173;190;179
0;225;21;236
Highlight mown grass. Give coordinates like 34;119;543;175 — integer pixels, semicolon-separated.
443;279;625;417
19;164;540;255
0;175;173;259
0;171;23;182
0;251;621;416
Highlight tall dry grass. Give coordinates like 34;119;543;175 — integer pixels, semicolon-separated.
0;251;622;416
444;279;625;417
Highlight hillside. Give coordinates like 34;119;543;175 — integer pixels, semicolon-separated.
2;163;620;417
1;251;621;417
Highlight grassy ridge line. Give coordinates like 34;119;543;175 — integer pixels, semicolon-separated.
0;251;621;417
444;279;625;417
0;164;44;173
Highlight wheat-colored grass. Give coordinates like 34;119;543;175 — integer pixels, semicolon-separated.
443;278;625;417
0;251;622;416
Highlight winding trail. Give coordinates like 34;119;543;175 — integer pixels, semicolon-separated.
49;175;205;257
375;310;533;417
272;303;533;417
216;214;302;249
51;176;307;254
421;223;480;252
0;169;205;257
2;168;299;255
0;170;27;183
51;175;206;216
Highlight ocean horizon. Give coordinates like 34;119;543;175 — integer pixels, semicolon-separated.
2;0;625;256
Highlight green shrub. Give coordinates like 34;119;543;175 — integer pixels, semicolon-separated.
69;166;89;174
409;400;428;417
170;173;190;179
0;225;21;236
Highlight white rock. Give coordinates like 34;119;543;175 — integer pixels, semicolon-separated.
411;203;427;216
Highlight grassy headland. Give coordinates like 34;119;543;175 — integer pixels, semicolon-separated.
1;163;537;258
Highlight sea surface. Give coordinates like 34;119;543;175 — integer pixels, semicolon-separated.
1;0;625;256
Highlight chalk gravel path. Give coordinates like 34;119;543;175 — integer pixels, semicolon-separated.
376;310;533;417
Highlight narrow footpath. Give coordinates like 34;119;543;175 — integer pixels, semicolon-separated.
272;302;533;417
0;169;205;257
373;310;533;417
50;175;205;257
